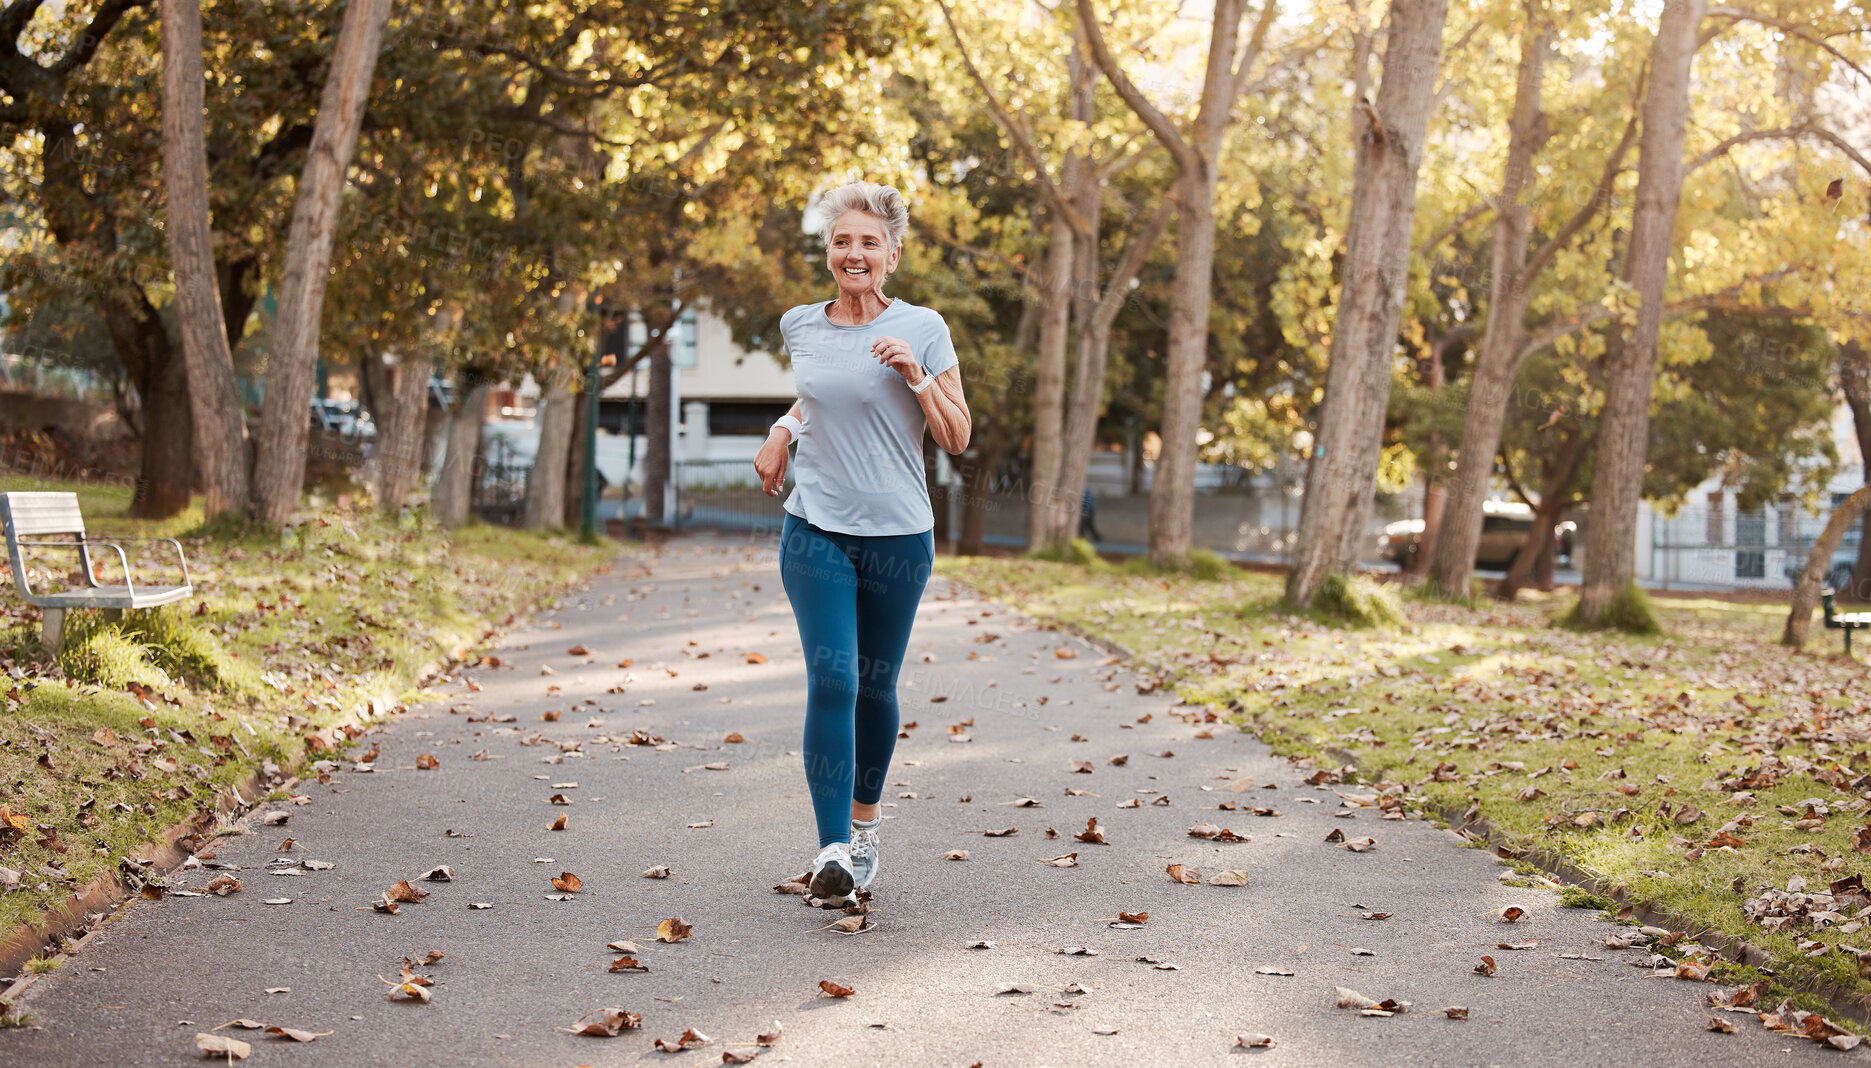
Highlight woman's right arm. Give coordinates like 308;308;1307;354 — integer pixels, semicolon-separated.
754;400;802;496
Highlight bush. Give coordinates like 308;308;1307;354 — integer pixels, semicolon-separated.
1562;580;1662;635
1309;571;1407;628
57;606;251;694
59;625;170;690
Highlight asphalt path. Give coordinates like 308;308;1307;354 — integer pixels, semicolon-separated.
0;533;1843;1066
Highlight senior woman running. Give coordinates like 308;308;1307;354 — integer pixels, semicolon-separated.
753;181;971;906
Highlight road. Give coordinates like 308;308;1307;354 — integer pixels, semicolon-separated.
0;533;1838;1066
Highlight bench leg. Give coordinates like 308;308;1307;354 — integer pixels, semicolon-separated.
40;607;65;654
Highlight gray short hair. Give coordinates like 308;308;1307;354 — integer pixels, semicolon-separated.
819;181;909;250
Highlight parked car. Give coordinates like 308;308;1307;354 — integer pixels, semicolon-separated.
1379;500;1575;570
1783;526;1863;592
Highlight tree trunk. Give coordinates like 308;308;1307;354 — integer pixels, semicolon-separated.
249;0;394;525
161;0;249;520
561;389;587;529
374;355;431;511
644;344;672;524
1784;486;1871;646
1840;339;1871;602
524;368;575;530
1428;8;1549;594
1287;0;1450;607
958;419;1010;556
1402;338;1451;581
1577;0;1706;622
1147;169;1219;563
1025;205;1076;550
99;295;194;518
432;373;490;528
1054;200;1174;549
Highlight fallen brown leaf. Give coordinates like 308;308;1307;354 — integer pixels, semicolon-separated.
1474;955;1497;977
387;880;429;903
818;979;856;997
415;753;439;770
643;865;672;879
609;956;648;972
195;1033;252;1059
657;917;693;942
551;872;583;893
567;1007;641;1036
1166;864;1200;885
654;1028;712;1051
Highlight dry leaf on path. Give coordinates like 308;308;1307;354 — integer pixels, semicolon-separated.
420;866;453;882
1495;905;1527;923
818;979;856;997
1497;940;1536;951
415;754;439;770
550;814;567;832
1255;966;1293;976
983;828;1018;837
1041;853;1079;867
566;1008;641;1036
1343;837;1376;852
1445;1007;1469;1019
945;850;970;861
1236;1033;1275;1048
205;875;242;896
654;1028;712;1051
1074;818;1108;845
1474;955;1497;977
387;880;429;903
551;872;583;893
1707;1016;1736;1033
657;917;693;942
195;1033;252;1059
643;865;672;879
1166;864;1201;884
609;956;648;973
264;1026;331;1042
724;732;746;743
1207;870;1250;886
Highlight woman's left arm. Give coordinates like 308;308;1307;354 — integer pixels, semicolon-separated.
912;367;970;455
872;336;971;454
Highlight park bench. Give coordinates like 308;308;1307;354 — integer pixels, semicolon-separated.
1823;588;1871;656
1;491;193;651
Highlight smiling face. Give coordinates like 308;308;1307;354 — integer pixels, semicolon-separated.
825;210;900;299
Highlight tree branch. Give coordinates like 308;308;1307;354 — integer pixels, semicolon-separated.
933;0;1073;218
49;0;146;77
1075;0;1197;174
1226;0;1280;108
1416;200;1493;257
1705;6;1871;88
1518;107;1639;290
1687;120;1871;178
1092;194;1176;334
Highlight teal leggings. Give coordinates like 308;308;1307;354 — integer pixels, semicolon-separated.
779;513;933;847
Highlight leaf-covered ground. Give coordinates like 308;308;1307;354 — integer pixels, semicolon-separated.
0;478;607;939
940;555;1871;1005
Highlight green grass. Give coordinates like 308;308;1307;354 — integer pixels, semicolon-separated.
939;553;1871;1008
0;481;609;935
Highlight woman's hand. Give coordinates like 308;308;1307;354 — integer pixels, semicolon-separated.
871;335;926;388
754;427;791;496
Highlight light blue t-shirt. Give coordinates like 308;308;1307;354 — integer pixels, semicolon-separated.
780;297;959;537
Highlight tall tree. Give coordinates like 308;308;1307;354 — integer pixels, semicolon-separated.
1575;0;1706;624
250;0;393;525
160;0;248;519
1285;0;1449;607
1426;3;1639;595
1078;0;1278;564
1842;340;1871;601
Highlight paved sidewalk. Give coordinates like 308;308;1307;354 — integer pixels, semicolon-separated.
0;534;1838;1066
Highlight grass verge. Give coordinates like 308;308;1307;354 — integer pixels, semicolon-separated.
0;479;609;939
939;554;1871;1011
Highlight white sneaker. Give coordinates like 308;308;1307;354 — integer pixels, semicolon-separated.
850;817;882;890
809;843;855;905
